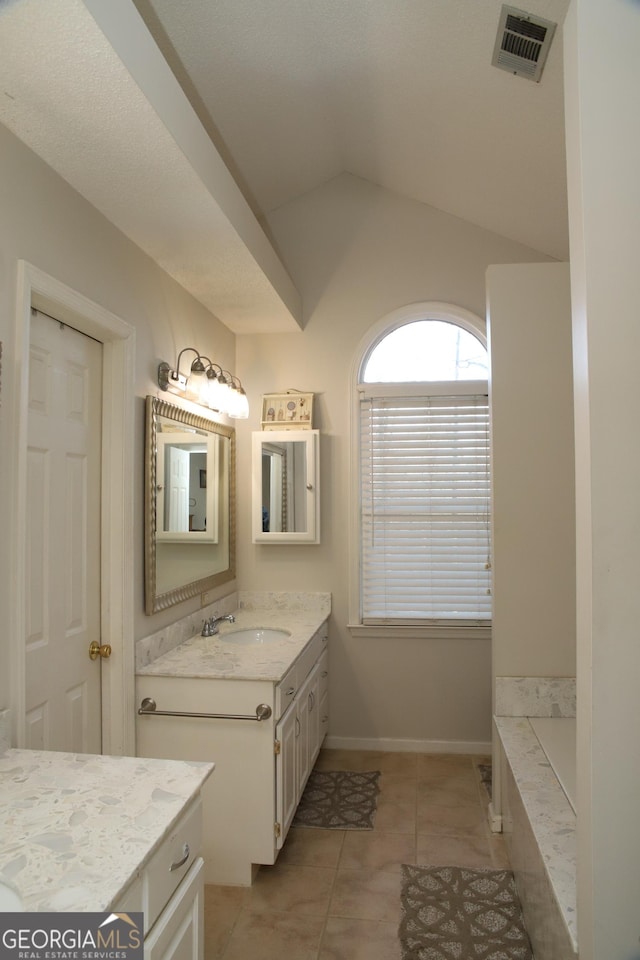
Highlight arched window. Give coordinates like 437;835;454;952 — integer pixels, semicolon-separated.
356;306;491;626
363;319;489;383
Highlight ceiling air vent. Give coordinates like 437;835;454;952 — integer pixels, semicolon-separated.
492;5;557;82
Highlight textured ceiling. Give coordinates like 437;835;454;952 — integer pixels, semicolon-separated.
0;0;570;336
0;0;302;333
134;0;571;259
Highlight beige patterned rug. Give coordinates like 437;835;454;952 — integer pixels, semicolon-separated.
399;864;533;959
293;770;381;829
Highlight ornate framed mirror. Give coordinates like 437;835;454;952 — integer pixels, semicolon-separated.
145;396;235;614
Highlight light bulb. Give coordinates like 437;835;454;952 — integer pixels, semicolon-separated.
230;386;249;419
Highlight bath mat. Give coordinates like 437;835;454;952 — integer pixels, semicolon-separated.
293;770;381;829
399;864;533;960
478;762;493;800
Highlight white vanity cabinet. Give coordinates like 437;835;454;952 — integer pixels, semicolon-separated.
142;859;203;960
112;798;205;960
275;646;328;846
136;621;329;886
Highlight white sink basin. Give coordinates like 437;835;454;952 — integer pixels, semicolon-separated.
0;878;24;910
222;628;290;645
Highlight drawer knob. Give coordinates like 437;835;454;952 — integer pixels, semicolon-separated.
170;842;190;872
286;686;295;696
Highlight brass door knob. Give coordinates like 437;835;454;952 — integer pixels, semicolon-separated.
89;641;112;660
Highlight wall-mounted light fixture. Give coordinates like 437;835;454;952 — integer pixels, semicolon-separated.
158;347;249;419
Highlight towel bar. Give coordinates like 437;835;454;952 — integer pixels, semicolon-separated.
138;697;272;722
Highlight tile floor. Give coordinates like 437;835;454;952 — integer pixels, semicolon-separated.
204;748;508;959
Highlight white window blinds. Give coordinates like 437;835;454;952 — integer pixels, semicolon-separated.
360;386;491;623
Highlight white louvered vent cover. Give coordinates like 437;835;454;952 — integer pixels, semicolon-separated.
492;5;557;82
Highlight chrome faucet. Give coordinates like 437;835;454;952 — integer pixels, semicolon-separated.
201;614;235;637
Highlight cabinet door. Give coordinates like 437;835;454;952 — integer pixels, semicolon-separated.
252;430;320;543
318;688;329;748
144;857;203;960
307;668;321;771
317;649;329;752
296;662;322;795
275;700;298;849
296;671;311;793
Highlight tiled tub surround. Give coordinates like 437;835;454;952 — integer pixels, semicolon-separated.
495;717;577;959
529;717;576;813
494;679;577;959
0;748;213;913
495;676;576;718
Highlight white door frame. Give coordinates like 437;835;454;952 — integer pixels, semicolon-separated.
9;261;136;756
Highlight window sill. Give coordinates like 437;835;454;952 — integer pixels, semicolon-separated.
347;623;492;641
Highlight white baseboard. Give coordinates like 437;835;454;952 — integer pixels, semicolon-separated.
323;735;492;755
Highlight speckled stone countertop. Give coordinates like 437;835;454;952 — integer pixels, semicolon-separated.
136;607;329;682
495;716;577;950
0;749;213;912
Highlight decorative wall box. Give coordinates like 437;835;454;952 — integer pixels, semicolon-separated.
261;392;313;430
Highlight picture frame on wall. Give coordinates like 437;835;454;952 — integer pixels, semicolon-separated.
261;392;314;429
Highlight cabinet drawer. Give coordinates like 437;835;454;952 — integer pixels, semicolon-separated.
275;664;298;719
143;797;202;934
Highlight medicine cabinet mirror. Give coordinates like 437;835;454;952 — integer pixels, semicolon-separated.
252;430;320;543
145;396;235;614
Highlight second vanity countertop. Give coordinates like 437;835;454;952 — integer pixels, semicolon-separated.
136;608;329;683
0;749;214;913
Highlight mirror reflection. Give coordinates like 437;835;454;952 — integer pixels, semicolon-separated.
156;430;218;541
261;440;308;533
145;397;235;614
252;430;320;543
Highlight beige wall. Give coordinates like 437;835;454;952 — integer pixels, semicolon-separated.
237;173;553;747
564;1;640;956
0;130;565;752
488;261;575;679
0;123;236;715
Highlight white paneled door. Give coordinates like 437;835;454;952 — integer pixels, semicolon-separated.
25;309;103;753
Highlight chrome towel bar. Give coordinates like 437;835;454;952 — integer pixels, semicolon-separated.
138;697;272;722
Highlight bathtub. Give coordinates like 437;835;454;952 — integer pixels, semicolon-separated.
495;715;578;959
529;716;576;813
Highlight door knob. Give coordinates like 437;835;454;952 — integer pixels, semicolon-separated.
89;641;112;660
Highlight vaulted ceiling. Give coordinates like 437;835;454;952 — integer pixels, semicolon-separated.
134;0;570;259
0;0;570;332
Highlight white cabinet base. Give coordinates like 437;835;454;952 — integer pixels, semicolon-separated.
144;858;204;960
137;625;329;886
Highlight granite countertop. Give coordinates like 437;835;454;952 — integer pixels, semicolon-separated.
0;749;214;913
495;716;577;950
136;608;328;682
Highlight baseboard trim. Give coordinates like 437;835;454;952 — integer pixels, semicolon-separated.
323;735;492;755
